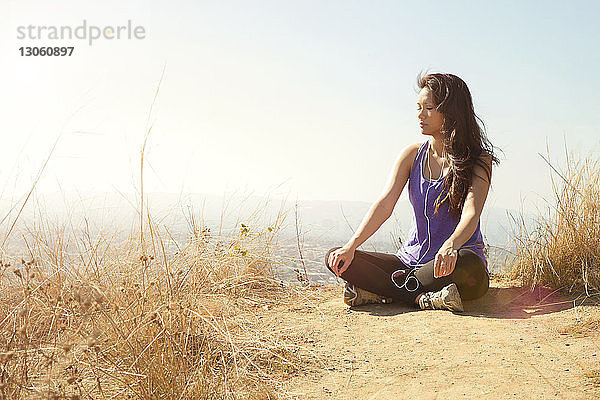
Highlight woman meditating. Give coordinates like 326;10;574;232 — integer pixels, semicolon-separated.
325;72;499;312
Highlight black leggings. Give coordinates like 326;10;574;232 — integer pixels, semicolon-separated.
324;247;489;307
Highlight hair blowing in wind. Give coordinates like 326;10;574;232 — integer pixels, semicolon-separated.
417;72;501;220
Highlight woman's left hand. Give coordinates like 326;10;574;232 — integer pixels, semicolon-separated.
434;241;458;278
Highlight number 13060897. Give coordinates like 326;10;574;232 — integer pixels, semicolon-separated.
19;47;74;56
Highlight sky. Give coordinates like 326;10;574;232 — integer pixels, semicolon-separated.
1;0;600;216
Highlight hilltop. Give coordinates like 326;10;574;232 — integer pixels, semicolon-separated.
261;278;600;399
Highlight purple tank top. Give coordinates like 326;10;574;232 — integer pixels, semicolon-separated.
396;140;489;274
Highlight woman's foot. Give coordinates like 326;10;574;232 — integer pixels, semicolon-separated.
418;283;464;312
343;283;392;307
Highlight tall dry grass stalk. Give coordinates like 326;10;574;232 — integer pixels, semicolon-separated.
0;205;314;399
509;148;600;295
0;72;321;399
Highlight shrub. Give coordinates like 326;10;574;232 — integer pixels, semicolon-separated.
509;150;600;295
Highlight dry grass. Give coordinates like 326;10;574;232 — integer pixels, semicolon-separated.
0;72;323;399
558;315;600;338
509;148;600;296
0;207;316;399
586;370;600;387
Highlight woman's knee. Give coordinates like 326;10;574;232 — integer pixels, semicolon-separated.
461;271;489;300
454;249;489;301
474;272;490;299
456;249;486;275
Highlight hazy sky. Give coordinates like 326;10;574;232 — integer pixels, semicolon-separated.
2;0;600;215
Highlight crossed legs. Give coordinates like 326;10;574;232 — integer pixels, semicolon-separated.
324;247;489;306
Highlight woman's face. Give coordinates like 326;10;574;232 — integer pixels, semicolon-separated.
417;88;444;136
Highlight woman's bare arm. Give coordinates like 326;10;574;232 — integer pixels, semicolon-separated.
345;143;420;251
446;154;493;249
434;154;493;278
329;142;420;275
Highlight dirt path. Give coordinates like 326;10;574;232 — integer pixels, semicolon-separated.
270;279;600;399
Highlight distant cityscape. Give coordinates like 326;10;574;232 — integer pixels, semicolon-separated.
2;191;534;284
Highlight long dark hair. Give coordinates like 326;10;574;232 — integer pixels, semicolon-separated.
416;72;501;220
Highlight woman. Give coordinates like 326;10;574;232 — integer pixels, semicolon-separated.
325;72;499;312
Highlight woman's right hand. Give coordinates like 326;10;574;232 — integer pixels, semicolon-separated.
328;246;356;277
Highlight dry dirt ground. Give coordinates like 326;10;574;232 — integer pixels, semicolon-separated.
267;278;600;399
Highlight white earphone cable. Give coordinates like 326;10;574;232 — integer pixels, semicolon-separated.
415;138;443;267
391;139;444;291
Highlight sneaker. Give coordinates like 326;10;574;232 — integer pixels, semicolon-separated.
418;283;464;312
343;282;392;307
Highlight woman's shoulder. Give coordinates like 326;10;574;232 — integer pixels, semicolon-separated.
399;142;424;158
402;142;425;174
391;142;427;177
472;151;494;183
409;141;426;151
